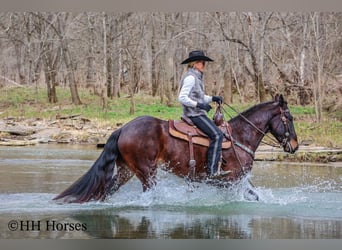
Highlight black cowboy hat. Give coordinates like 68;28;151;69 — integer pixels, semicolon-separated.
181;50;214;64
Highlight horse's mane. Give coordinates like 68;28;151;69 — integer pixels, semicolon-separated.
229;100;277;123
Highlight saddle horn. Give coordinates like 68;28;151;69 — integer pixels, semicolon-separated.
213;104;224;126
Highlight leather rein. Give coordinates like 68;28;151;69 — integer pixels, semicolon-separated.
219;103;292;159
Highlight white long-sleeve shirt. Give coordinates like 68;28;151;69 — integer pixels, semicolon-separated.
178;75;212;107
178;68;213;117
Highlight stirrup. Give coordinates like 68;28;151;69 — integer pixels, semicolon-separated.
208;169;231;179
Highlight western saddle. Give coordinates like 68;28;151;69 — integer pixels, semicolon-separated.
169;112;232;177
169;115;232;149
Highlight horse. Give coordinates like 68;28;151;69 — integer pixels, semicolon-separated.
53;94;298;203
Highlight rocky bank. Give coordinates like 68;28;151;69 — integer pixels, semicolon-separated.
0;116;341;163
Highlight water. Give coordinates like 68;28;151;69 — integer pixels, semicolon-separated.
0;145;341;239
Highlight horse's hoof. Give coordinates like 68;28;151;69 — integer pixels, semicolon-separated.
244;189;259;201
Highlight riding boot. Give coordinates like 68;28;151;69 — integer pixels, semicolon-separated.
190;115;226;177
208;155;231;179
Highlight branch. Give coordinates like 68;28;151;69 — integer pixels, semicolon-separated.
0;75;24;87
207;12;250;52
265;52;297;85
152;28;196;62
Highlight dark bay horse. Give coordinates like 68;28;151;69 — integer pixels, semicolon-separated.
53;94;298;203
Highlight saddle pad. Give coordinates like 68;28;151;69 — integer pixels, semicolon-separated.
169;120;231;149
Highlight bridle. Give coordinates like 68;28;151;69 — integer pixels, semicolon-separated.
221;102;294;155
217;102;295;184
276;107;294;152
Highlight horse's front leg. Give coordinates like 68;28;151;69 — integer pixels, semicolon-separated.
243;179;259;201
244;188;259;201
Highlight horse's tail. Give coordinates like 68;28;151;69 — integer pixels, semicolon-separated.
53;128;122;203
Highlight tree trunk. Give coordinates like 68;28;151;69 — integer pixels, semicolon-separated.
151;14;158;97
311;12;323;122
249;13;268;102
61;40;81;105
44;65;58;103
223;70;232;104
86;13;96;92
129;60;140;115
42;40;59;104
102;13;109;107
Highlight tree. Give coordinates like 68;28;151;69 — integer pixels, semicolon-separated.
0;12;341;115
56;13;82;105
210;12;272;102
36;13;61;103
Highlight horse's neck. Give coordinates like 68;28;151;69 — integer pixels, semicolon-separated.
228;104;276;152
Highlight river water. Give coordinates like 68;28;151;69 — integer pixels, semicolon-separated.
0;144;341;239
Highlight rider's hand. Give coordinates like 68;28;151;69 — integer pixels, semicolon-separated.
212;96;223;104
196;102;212;112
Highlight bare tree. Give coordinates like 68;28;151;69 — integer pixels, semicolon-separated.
1;12;341;116
36;13;61;103
85;13;97;92
210;12;271;102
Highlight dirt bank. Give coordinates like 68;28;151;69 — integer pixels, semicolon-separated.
0;117;341;163
0;116;115;145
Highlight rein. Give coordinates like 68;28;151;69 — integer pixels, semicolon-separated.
217;102;285;182
222;102;284;148
217;107;247;175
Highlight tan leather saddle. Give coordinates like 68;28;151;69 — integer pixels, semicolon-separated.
169;115;231;149
169;115;232;177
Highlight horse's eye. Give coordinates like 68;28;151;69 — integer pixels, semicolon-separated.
285;112;293;121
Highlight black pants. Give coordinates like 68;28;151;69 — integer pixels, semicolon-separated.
190;115;224;175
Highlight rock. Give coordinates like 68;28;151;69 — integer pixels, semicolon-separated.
0;128;36;136
0;139;38;146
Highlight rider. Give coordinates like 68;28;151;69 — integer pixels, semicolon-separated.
178;50;226;178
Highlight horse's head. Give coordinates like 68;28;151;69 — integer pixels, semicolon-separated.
269;94;299;154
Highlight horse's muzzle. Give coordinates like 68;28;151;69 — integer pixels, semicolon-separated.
284;139;299;154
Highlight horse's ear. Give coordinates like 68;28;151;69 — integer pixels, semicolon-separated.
274;94;280;102
279;94;285;106
274;93;285;106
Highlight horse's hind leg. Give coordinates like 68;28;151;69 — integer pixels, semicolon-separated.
133;162;158;192
107;164;134;196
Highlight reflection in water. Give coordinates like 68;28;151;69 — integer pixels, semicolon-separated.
1;206;342;239
0;145;341;239
73;209;251;239
74;209;342;239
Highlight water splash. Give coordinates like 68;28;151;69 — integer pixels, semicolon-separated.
1;170;342;220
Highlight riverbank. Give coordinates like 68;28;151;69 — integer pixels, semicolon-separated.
255;145;342;163
0;115;115;145
0;116;341;163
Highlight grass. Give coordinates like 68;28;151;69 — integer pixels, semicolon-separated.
0;86;341;148
0;86;184;125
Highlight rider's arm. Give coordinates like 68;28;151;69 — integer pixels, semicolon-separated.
204;94;213;103
178;75;197;107
178;75;212;107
